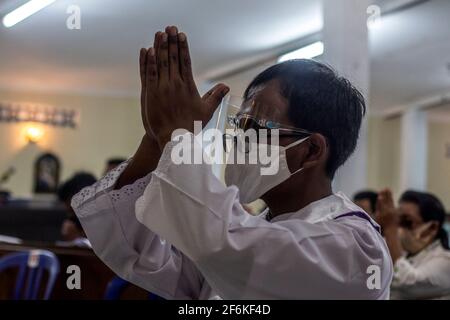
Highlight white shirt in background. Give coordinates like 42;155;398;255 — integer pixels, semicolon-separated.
72;135;393;299
391;240;450;299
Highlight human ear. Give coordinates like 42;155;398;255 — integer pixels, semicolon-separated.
301;133;328;170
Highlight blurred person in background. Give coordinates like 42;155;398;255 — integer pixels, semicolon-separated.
376;189;450;299
353;190;378;218
104;158;127;175
57;172;96;248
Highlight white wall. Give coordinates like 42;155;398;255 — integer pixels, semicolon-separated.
367;114;450;209
366;115;402;197
427;119;450;209
0;89;143;198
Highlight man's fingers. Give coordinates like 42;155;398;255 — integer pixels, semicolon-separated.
146;47;157;89
377;191;389;211
154;31;162;57
384;189;395;208
158;32;169;84
166;26;180;80
202;83;230;112
376;193;385;212
179;33;194;85
139;48;147;87
140;48;148;128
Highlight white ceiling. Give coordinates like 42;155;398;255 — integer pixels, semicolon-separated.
0;0;449;112
370;0;450;111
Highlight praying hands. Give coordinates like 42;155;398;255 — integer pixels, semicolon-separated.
138;26;229;149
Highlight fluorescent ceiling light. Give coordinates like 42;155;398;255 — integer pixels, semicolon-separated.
2;0;56;28
278;41;324;63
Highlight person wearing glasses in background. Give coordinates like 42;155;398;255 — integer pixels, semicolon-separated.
376;189;450;299
71;26;392;299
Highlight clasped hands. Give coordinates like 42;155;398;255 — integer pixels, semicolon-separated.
139;26;230;149
375;189;399;232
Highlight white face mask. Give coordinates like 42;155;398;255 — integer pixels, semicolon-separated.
399;222;436;254
224;137;309;204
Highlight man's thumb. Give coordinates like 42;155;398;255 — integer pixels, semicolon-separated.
202;83;230;111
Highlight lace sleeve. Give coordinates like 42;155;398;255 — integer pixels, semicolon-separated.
71;159;151;213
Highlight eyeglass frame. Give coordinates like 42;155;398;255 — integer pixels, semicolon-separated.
222;113;315;153
227;113;314;138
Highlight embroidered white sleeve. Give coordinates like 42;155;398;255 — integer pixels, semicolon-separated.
70;156;210;299
71;159;151;213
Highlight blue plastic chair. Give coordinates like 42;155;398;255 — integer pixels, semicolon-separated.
0;250;60;300
104;276;129;300
104;276;165;300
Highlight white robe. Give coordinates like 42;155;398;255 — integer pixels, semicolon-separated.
391;240;450;299
72;133;393;299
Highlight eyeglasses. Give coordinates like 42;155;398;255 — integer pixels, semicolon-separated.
223;114;313;153
227;113;313;138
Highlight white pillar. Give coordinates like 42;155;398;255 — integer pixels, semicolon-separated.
399;108;428;191
322;0;370;196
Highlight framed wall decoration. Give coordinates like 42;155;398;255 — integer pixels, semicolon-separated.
34;153;61;194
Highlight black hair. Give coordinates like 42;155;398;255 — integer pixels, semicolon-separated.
400;190;449;250
57;172;97;203
58;172;96;233
353;190;378;213
107;158;126;166
244;59;366;178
